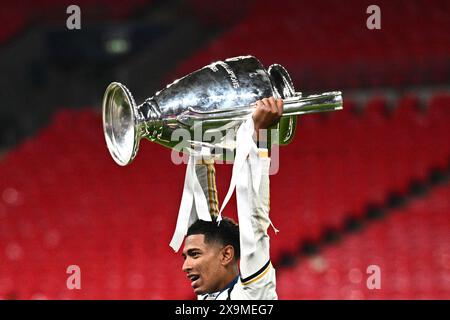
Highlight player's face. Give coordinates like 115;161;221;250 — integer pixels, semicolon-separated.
182;234;225;295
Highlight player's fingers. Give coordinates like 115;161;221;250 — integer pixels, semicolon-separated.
268;97;277;115
261;97;269;108
258;100;268;114
253;101;263;120
276;98;283;117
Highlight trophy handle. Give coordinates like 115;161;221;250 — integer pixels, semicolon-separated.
268;63;297;145
282;91;343;116
179;91;343;123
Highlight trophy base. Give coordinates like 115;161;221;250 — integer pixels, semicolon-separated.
102;82;141;166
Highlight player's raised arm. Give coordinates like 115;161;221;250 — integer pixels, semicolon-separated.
238;97;283;290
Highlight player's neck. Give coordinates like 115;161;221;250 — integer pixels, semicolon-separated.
217;266;239;292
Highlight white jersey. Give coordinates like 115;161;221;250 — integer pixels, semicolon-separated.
194;151;277;300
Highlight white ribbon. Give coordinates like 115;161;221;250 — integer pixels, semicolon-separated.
217;117;262;255
170;154;211;252
169;117;277;254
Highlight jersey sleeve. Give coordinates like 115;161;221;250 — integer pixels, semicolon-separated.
237;148;277;298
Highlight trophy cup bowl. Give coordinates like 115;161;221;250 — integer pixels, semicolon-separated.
102;55;343;166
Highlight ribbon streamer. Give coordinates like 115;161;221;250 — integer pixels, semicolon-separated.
170;154;211;252
217;117;262;255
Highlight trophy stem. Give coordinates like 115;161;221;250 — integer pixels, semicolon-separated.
282;91;343;116
181;91;343;124
135;99;162;141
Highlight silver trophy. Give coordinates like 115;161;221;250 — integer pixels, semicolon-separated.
102;55;342;166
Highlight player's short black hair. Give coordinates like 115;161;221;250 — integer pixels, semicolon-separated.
187;216;240;260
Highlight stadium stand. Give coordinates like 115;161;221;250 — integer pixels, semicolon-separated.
0;0;448;300
0;93;448;299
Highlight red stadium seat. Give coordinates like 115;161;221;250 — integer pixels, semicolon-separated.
276;184;450;299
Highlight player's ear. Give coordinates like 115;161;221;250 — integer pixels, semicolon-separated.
220;245;235;266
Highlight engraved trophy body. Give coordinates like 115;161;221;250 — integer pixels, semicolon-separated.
102;55;342;166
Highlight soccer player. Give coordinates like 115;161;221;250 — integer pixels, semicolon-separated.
181;97;283;300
